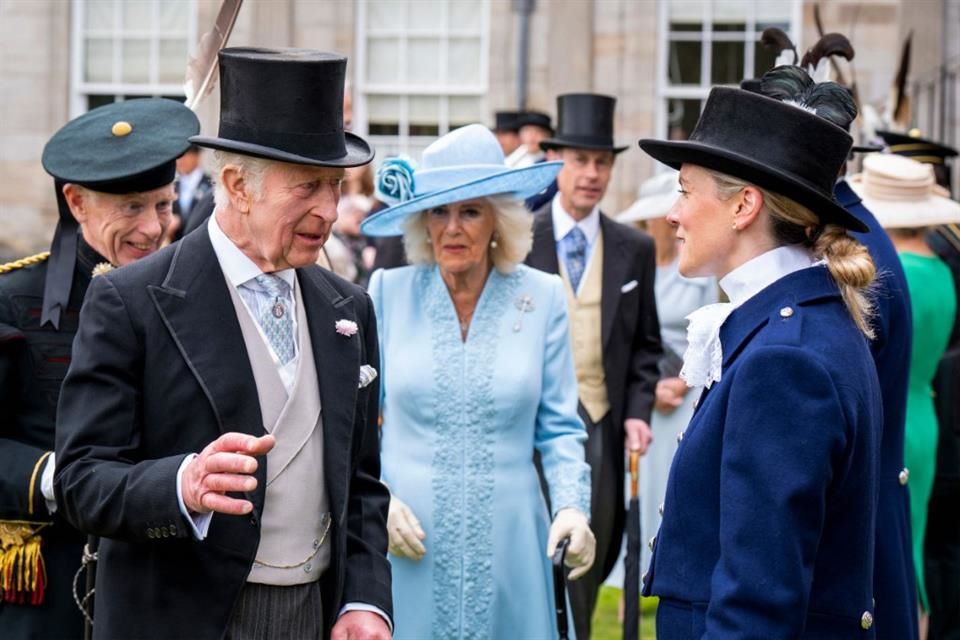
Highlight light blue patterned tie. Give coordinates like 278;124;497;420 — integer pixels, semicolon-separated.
246;274;295;365
563;226;588;292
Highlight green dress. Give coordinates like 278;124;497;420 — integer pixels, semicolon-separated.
900;251;957;610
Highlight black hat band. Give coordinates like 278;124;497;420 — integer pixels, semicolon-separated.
219;120;347;161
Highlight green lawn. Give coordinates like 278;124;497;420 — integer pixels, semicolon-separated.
591;587;657;640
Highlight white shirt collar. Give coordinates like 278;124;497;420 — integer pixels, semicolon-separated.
551;193;600;244
719;244;817;307
207;214;296;290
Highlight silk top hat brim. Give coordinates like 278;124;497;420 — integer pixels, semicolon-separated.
191;48;373;168
361;161;563;237
639;87;867;233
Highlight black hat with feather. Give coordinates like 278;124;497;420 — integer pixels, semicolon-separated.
639;70;867;233
741;27;880;153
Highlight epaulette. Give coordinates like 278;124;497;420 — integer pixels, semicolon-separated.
0;252;50;275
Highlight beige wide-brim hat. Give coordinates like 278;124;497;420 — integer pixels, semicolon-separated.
849;154;960;229
617;169;680;223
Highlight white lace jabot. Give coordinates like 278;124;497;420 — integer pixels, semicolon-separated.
679;245;817;389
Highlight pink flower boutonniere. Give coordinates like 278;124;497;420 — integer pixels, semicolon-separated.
335;319;359;337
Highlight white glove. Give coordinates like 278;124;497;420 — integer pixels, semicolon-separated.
387;493;426;560
546;508;596;581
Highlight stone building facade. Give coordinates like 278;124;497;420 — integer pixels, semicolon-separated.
0;0;956;259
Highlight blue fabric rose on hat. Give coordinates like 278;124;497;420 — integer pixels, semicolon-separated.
375;157;416;205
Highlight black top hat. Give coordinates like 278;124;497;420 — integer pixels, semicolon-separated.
493;111;523;133
191;48;373;167
516;110;553;134
639;87;866;232
540;94;628;154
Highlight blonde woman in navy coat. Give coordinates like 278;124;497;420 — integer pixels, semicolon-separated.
637;69;883;639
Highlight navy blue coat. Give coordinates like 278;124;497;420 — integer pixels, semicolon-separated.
642;265;882;639
838;179;919;640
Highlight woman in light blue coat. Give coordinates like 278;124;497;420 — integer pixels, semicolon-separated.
362;124;595;640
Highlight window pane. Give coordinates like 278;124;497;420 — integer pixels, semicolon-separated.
122;0;152;30
756;3;793;24
668;40;701;85
409;96;440;136
122;39;151;83
667;99;701;141
668;0;706;25
159;38;188;83
407;38;442;85
85;0;115;30
713;0;749;23
368;0;405;30
408;0;444;31
711;41;744;85
447;38;481;84
367;95;401;136
449;0;481;30
712;22;746;33
85;38;114;82
367;38;401;84
159;0;190;32
449;95;482;129
87;94;117;111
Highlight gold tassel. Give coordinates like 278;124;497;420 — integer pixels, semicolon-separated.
0;521;48;605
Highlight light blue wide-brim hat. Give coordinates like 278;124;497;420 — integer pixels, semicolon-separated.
360;123;562;237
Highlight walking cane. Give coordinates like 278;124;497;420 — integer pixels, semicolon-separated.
552;537;571;640
73;534;98;640
623;450;642;640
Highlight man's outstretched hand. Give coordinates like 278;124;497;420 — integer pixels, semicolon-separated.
181;433;275;515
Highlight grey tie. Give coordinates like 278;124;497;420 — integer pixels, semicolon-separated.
247;274;295;365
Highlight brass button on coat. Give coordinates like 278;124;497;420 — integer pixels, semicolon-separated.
861;611;873;630
898;468;909;485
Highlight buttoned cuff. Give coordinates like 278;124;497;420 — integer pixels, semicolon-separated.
176;454;212;540
338;603;393;633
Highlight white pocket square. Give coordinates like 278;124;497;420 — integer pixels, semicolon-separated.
358;364;378;389
621;280;639;294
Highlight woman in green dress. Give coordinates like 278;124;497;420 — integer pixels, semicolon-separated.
852;153;960;637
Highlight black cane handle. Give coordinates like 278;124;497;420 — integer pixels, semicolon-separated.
552;537;571;640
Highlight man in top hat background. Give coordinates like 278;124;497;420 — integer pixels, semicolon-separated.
0;97;199;638
491;110;523;156
54;48;391;640
525;92;661;639
506;110;554;168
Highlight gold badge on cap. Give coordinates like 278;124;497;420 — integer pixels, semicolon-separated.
111;121;133;137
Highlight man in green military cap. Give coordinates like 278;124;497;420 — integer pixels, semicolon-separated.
0;97;199;638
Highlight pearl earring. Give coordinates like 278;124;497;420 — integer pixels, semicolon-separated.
425;234;432;244
490;237;498;248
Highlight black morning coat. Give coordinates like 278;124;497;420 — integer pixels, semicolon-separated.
525;202;662;577
54;227;392;639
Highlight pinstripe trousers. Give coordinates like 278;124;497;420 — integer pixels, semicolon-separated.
225;581;323;640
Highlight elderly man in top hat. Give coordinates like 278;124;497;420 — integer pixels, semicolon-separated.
0;98;198;638
54;48;392;640
525;92;662;639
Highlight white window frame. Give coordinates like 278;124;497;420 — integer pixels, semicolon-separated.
654;0;803;142
70;0;198;117
354;0;491;160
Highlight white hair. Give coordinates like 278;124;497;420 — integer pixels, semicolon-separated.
211;150;273;210
401;195;533;273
